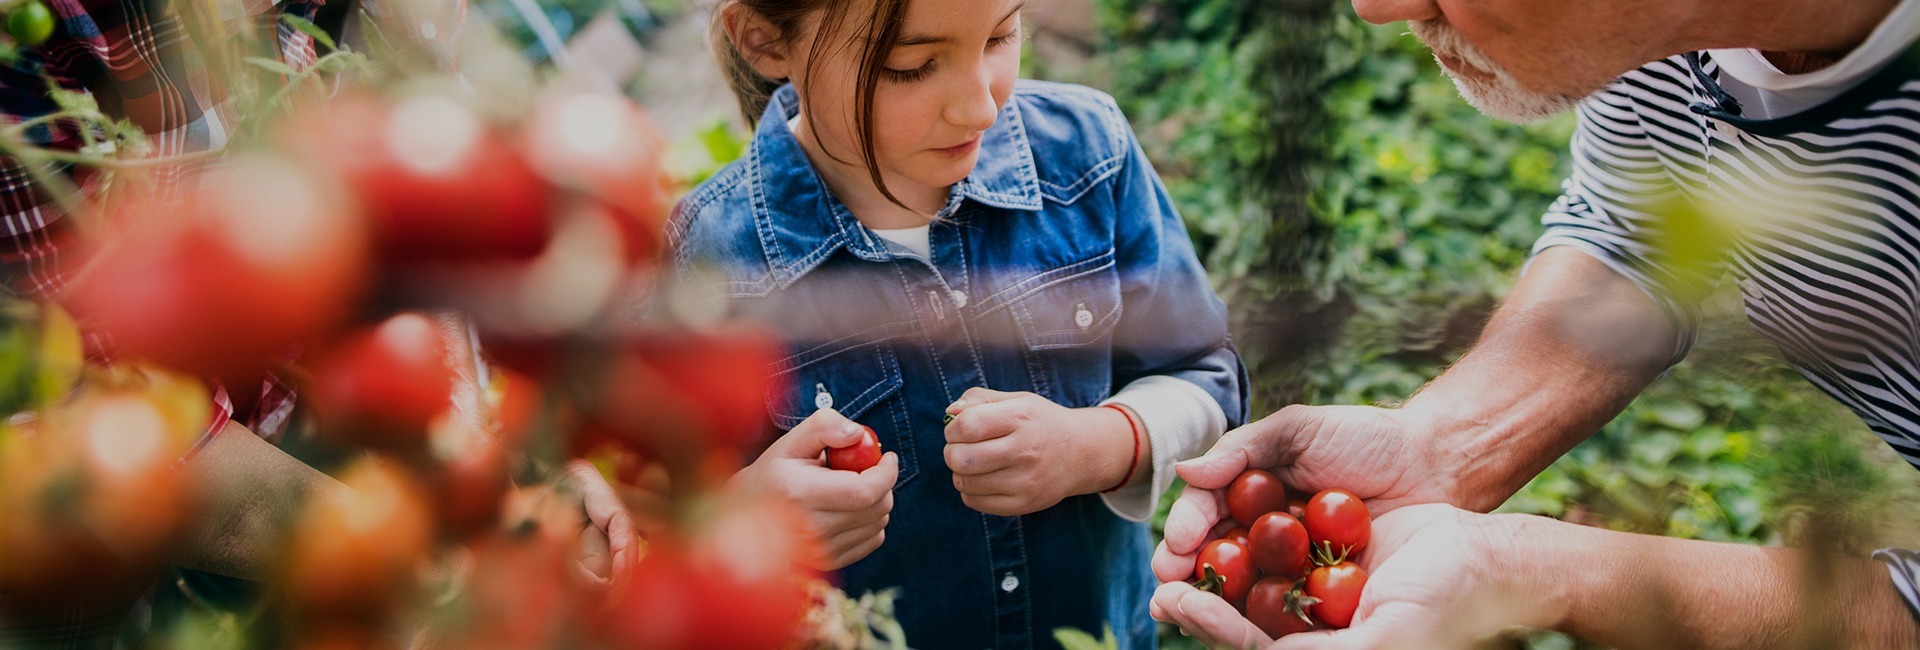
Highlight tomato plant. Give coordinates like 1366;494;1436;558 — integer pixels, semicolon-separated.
825;425;883;472
1191;538;1256;607
1225;468;1289;526
1303;488;1371;561
1248;511;1310;579
1305;561;1367;629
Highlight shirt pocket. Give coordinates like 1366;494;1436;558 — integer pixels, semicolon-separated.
765;332;919;487
1005;251;1122;407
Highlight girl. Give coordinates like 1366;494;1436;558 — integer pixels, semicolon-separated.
672;0;1246;646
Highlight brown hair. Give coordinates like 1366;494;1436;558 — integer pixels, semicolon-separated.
710;0;914;208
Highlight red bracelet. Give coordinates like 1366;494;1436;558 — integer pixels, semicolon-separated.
1101;404;1143;494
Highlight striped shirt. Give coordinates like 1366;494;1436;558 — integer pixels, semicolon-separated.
1529;48;1920;622
1532;49;1920;470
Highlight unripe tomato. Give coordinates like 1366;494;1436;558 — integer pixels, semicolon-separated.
1193;538;1256;607
1226;469;1289;526
825;426;882;472
1249;511;1311;579
1306;561;1368;629
7;1;54;47
1303;488;1371;560
304;312;453;450
1246;576;1314;638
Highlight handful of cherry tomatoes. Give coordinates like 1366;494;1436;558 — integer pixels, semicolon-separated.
1188;469;1373;637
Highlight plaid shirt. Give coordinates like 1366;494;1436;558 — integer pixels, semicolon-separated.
0;0;459;643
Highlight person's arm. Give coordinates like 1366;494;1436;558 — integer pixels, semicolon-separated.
1395;246;1673;511
1524;517;1920;649
1156;505;1920;649
176;421;348;580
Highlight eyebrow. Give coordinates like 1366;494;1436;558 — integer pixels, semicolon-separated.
894;1;1025;47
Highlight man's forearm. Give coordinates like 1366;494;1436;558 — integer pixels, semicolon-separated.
177;424;346;580
1508;515;1920;649
1399;248;1676;511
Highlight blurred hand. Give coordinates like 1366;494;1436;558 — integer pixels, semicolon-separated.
730;408;898;570
567;459;638;588
1154;405;1456;584
1152;504;1558;649
942;388;1134;516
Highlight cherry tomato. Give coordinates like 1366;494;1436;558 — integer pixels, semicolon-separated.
825;425;882;472
7;1;54;47
1249;511;1311;579
1225;469;1289;526
282;457;434;621
422;424;512;540
1223;526;1250;547
594;328;785;472
1246;576;1314;638
599;498;813;649
303;312;453;450
61;156;367;381
1305;561;1368;629
1303;488;1371;561
523;89;673;264
1192;538;1257;607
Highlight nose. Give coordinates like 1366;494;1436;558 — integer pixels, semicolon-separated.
1351;0;1439;25
944;64;1001;133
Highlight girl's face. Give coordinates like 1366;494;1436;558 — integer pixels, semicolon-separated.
786;0;1024;209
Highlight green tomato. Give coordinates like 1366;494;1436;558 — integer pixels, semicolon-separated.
7;1;54;48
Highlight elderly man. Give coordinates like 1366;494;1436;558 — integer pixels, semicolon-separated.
1152;0;1920;647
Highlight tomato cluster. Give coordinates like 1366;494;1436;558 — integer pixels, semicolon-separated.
1189;470;1375;638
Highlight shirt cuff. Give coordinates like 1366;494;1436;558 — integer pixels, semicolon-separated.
1873;547;1920;624
1099;376;1229;522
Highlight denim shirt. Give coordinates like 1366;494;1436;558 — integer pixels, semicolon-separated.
671;80;1248;650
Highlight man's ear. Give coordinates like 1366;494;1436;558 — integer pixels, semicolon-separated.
723;4;793;80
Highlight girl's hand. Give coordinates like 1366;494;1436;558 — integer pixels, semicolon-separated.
731;408;898;570
943;388;1137;516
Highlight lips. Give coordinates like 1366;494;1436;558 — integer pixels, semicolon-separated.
933;137;981;157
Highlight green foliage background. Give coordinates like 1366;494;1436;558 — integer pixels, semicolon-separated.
1086;0;1920;647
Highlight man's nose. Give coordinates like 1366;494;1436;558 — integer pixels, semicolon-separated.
1351;0;1440;25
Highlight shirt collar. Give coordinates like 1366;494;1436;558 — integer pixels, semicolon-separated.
746;85;1042;284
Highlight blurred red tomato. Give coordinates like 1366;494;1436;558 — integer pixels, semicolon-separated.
61;155;367;380
487;367;542;448
594;329;785;471
598;498;813;650
421;422;513;540
304;312;454;450
431;486;589;650
0;389;202;610
282;457;433;622
524;89;672;264
286;94;551;264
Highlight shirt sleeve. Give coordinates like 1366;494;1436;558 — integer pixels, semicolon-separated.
1097;99;1248;522
1529;80;1716;366
1875;547;1920;624
1099;376;1229;522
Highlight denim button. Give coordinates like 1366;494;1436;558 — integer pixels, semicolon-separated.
950;290;969;310
1000;573;1019;592
814;383;833;410
1074;303;1093;329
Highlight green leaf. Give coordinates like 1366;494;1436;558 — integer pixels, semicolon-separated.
280;14;337;51
243;56;297;76
1052;625;1118;650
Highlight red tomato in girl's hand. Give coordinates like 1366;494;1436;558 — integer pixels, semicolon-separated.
1192;538;1256;607
1303;489;1371;560
1225;469;1289;526
1305;561;1367;629
1245;576;1314;638
825;426;882;472
1248;512;1311;579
